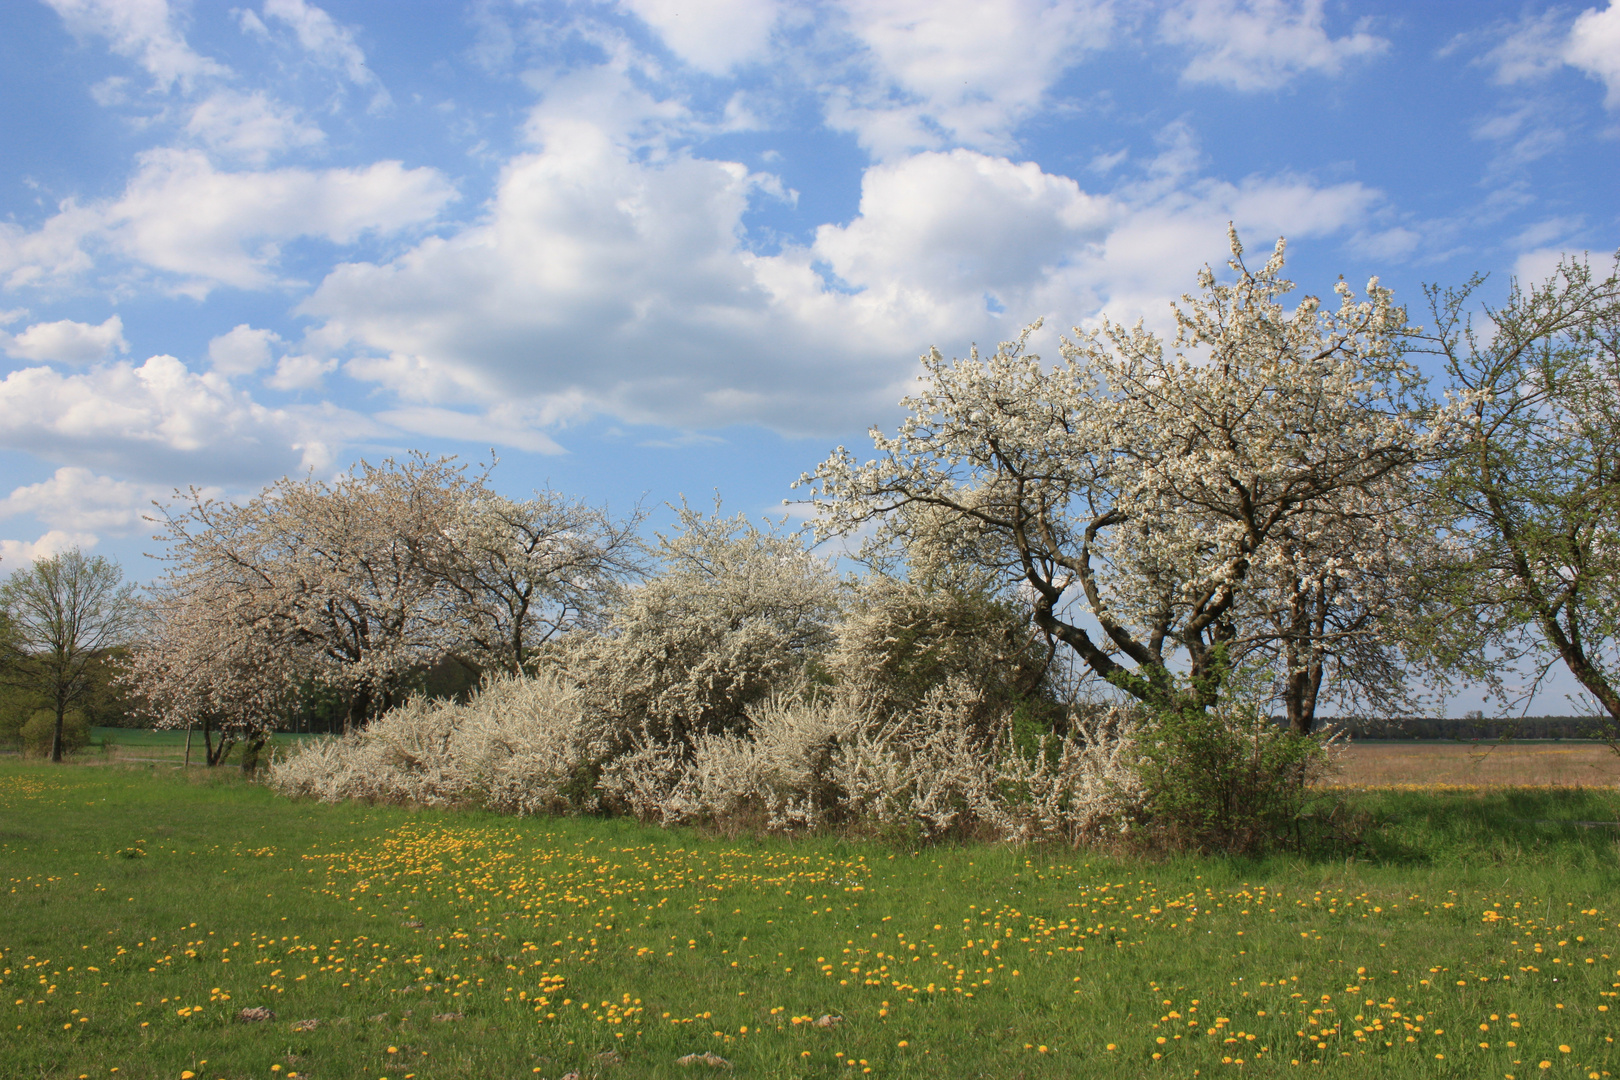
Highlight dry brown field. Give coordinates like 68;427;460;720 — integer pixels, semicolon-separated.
1326;739;1620;788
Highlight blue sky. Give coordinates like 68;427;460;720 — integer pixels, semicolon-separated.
2;0;1618;710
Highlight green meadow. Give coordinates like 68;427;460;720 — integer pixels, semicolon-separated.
82;730;325;767
2;762;1617;1080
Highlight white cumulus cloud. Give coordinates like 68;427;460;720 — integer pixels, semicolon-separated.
0;150;456;295
377;405;568;455
207;324;281;376
259;0;392;110
1567;1;1620;108
0;530;100;567
0;201;101;289
186;90;325;164
108;149;456;291
266;354;339;391
1468;9;1571;87
811;150;1113;298
45;0;228;91
826;0;1115;156
2;315;128;365
0;467;169;534
1160;0;1388;91
0;355;347;483
296;99;1384;439
620;0;783;74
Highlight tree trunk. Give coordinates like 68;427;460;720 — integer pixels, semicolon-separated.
51;701;65;763
240;733;267;774
202;719;235;767
1280;578;1329;736
345;686;371;735
1283;663;1324;736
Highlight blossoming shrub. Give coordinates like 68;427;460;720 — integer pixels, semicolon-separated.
827;577;1060;737
598;689;862;830
557;503;841;751
830;684;991;837
605;685;1146;842
271;675;1146;843
995;706;1144;843
269;673;602;814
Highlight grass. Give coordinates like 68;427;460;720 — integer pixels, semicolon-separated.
0;763;1616;1080
63;730;327;768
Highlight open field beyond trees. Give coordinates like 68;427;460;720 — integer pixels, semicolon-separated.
1328;743;1620;790
2;763;1618;1080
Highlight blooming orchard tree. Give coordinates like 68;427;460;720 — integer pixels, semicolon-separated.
127;577;304;767
1417;252;1620;740
150;454;479;731
448;491;646;676
801;229;1440;730
146;457;651;735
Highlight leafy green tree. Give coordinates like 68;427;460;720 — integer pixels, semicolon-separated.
0;549;141;762
0;683;35;750
19;708;91;757
1417;252;1620;745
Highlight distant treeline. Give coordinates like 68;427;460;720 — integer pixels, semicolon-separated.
1311;716;1614;741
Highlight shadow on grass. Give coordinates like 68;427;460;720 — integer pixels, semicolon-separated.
1345;786;1620;869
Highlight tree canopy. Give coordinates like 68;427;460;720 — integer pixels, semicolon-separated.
1415;250;1620;740
801;229;1444;731
0;549;140;761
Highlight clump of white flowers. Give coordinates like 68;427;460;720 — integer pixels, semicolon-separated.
269;673;601;815
598;689;864;831
271;678;1144;843
553;498;843;752
827;575;1055;736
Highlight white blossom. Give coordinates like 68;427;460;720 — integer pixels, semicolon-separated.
801;227;1444;727
557;499;841;747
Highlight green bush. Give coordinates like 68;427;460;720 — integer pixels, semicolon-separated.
0;684;34;750
1132;694;1329;855
19;710;91;757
